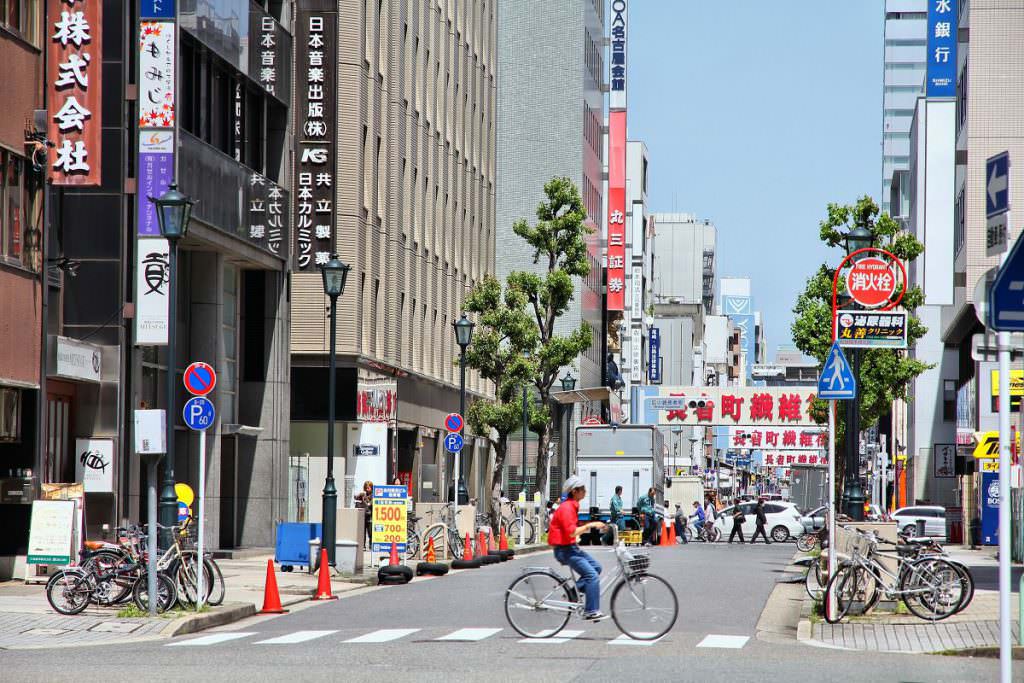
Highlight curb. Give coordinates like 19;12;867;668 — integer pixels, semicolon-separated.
162;602;257;638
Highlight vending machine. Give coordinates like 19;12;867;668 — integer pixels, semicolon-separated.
978;467;1001;545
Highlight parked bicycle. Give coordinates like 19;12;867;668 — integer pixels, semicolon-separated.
419;502;465;560
504;530;678;640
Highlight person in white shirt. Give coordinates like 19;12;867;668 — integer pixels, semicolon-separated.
703;496;717;536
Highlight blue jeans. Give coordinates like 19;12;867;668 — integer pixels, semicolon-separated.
553;545;602;614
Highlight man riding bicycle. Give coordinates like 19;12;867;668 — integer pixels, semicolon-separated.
548;475;609;621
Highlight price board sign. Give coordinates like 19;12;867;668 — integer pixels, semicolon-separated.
370;485;408;554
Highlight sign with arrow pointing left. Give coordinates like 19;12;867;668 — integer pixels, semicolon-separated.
986;151;1010;257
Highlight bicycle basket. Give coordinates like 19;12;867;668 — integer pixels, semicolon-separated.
625;552;650;576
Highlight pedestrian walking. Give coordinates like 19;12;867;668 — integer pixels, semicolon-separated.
727;499;746;544
354;480;374;549
674;504;688;544
750;498;771;544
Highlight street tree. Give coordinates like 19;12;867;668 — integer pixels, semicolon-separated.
464;177;592;506
791;196;930;495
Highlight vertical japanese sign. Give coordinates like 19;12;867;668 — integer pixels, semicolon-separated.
630;327;642;382
135;238;170;345
248;173;286;257
926;0;956;98
294;5;337;271
135;13;177;346
258;15;278;95
606;111;626;311
648;327;661;384
48;0;103;186
609;0;627;110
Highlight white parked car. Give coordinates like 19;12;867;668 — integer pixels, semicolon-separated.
891;505;946;539
713;500;805;542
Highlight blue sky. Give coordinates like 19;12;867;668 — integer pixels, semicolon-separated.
629;1;883;356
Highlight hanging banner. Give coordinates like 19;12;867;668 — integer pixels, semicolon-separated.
728;426;827;450
294;4;337;271
135;238;170;345
137;130;175;236
609;0;627;109
764;452;829;467
48;0;103;185
138;22;176;128
926;0;957;98
606;110;626;311
638;385;820;427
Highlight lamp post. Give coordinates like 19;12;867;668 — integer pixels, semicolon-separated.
560;372;576;481
452;313;475;505
838;226;875;521
150;183;194;546
320;255;351;567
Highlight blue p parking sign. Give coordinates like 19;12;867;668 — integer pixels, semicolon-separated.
183;396;216;431
443;432;464;453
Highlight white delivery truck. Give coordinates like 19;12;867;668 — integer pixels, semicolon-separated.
664;475;705;514
574;425;665;528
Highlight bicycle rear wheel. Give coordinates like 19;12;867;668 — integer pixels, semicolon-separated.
406;528;421;559
508;517;535;545
204;557;226;606
901;558;964;621
610;573;679;640
835;565;877;618
504;571;574;638
133;572;178;614
796;534;817;553
82;550;134;606
446;526;465;559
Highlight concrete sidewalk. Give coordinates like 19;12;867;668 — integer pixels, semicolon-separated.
796;545;1022;654
0;553;366;650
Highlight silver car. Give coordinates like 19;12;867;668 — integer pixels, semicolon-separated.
891;505;946;538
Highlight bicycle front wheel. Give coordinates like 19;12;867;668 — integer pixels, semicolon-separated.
133;572;178;613
508;517;535;545
46;570;92;615
901;558;964;621
406;528;421;559
504;571;574;638
610;573;678;640
204;557;226;606
796;534;817;553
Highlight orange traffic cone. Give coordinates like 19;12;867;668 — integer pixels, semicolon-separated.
425;536;437;563
389;542;400;566
463;533;474;561
662;520;674;547
477;531;486;557
259;559;289;613
488;528;497;553
499;528;509;551
312;548;337;600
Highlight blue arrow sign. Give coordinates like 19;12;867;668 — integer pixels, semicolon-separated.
987;152;1009;218
990;234;1024;331
182;396;216;431
443;432;464;453
818;342;856;400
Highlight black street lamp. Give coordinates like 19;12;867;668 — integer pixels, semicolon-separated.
150;182;194;546
320;255;351;567
840;226;874;520
452;313;474;504
560;372;576;483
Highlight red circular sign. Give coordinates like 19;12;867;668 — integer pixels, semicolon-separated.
845;257;898;308
183;362;217;396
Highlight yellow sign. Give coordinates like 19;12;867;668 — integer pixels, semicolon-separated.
371;486;408;553
973;431;1021;459
981;460;1000;472
175;483;195;506
990;369;1024;397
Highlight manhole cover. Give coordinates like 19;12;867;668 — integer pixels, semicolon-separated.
21;628;71;636
91;621;143;634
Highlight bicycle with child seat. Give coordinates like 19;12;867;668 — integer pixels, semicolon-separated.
503;528;679;640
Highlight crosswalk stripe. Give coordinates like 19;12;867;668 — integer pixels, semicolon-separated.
343;629;421;643
518;629;584;644
167;632;256;647
697;634;749;649
609;633;664;646
255;630;338;645
435;628;502;642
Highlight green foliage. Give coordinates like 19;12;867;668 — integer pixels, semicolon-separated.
463;177;594;501
792;195;932;430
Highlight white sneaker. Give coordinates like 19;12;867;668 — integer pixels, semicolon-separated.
583;611;609;622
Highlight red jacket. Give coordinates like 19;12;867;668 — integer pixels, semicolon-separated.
548;498;579;547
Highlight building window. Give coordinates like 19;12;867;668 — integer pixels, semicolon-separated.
0;387;21;441
1;0;41;46
956;58;968;136
943;380;956;422
1;151;40;270
954;187;965;256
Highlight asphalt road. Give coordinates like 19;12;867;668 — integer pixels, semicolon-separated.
1;543;1000;682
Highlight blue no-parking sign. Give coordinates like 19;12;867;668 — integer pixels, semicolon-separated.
183;396;216;431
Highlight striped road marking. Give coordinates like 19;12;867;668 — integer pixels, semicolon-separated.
343;629;421;644
255;630;338;645
435;628;502;642
609;633;664;646
697;634;749;649
167;632;256;647
518;629;585;644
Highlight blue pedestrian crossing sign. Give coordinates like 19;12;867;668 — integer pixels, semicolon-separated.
443;432;464;453
818;342;856;400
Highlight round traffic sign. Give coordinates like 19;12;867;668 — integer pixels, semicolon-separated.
443;432;464;453
444;412;464;433
177;501;192;523
175;483;195;507
183;396;216;431
846;257;897;308
183;362;217;396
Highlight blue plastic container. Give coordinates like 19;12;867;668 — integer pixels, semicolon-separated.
274;522;322;571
